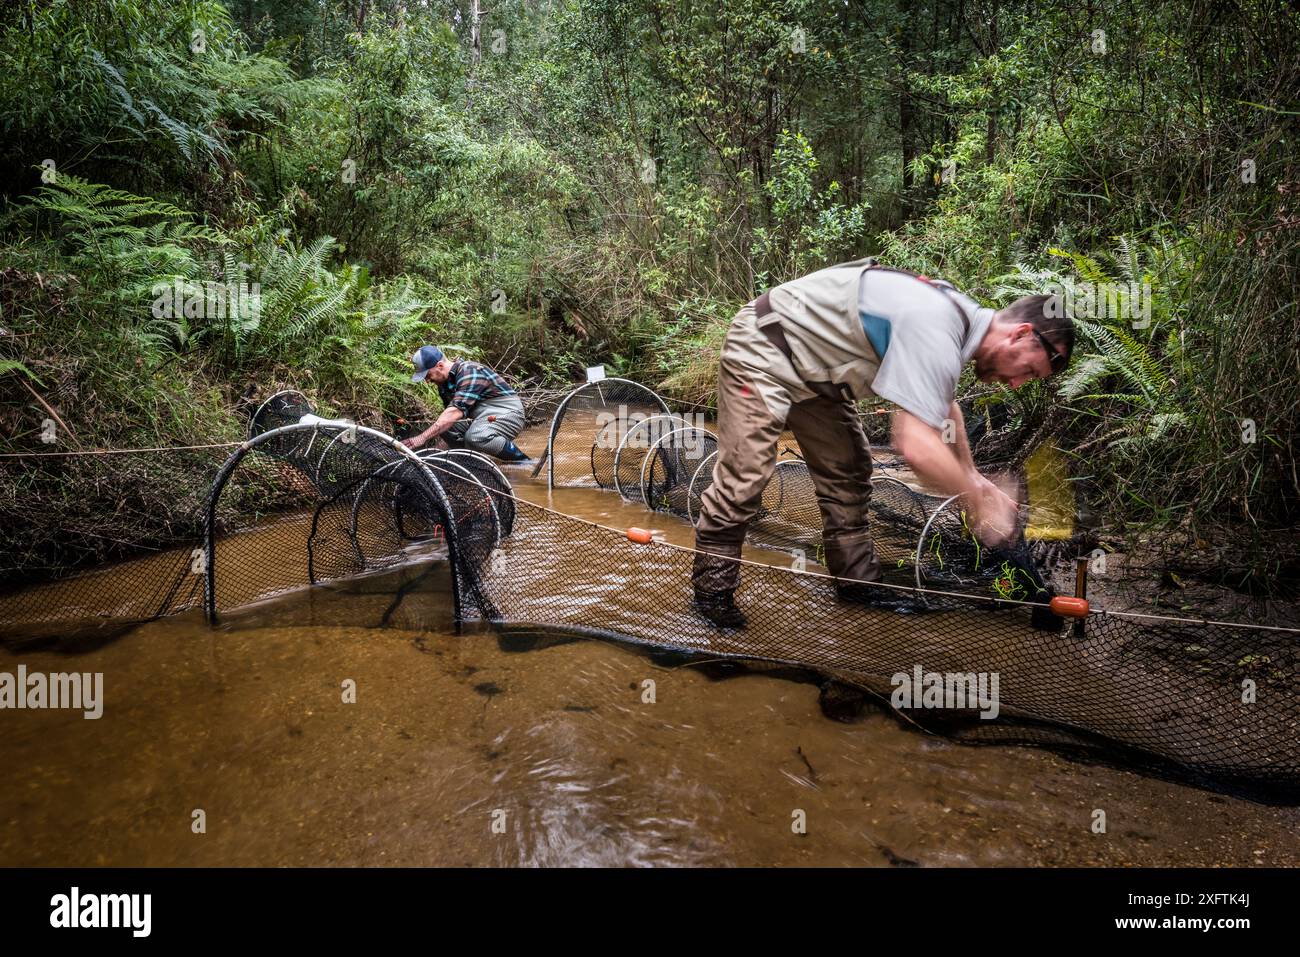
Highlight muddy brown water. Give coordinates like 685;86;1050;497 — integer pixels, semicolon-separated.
1;425;1298;866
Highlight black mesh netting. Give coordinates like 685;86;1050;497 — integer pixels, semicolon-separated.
641;425;719;514
0;417;505;639
0;393;330;635
248;389;314;438
451;486;1300;797
0;545;201;643
613;413;693;500
577;399;1058;606
502;382;1300;795
203;423;502;622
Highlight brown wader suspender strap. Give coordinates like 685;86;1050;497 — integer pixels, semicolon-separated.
753;289;847;402
751;263;970;401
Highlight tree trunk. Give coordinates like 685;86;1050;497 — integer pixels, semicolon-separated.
900;25;916;213
470;0;481;63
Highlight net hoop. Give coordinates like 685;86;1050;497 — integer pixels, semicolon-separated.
541;378;669;489
247;389;313;439
204;422;465;623
640;425;719;511
686;449;720;525
613;413;687;500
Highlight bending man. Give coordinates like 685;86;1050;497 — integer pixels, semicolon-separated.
402;345;532;463
692;258;1074;628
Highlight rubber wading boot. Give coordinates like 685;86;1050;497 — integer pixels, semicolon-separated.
498;440;533;463
693;590;748;629
835;580;929;615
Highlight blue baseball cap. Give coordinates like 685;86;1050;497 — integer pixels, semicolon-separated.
410;345;445;382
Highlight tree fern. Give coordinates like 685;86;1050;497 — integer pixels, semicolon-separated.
994;237;1193;462
1057;355;1111;401
292;284;352;337
0;359;41;382
1110;324;1168;399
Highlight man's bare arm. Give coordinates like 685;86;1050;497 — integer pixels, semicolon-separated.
892;409;976;497
891;408;1017;544
403;406;464;448
946;400;978;477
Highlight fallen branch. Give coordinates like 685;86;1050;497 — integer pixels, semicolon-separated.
19;378;83;450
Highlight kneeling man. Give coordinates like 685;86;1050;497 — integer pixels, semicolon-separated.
403;345;532;463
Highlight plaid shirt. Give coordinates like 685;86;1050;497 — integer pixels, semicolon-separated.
439;359;516;415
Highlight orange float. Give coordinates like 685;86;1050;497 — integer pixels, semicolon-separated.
1050;595;1089;618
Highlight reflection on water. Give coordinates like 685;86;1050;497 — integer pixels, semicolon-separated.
0;425;1297;866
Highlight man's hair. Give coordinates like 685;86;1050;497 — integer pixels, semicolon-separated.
997;294;1075;364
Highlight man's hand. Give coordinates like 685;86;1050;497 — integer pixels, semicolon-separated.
401;434;426;450
965;476;1020;547
893;409;1020;547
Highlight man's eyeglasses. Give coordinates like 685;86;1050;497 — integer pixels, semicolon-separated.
1033;329;1067;375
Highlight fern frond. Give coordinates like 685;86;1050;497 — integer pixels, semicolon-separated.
1111;324;1167;398
1048;247;1109;285
1056;356;1111;400
88;49;145;129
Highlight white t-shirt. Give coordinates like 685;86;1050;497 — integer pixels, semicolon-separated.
859;270;995;429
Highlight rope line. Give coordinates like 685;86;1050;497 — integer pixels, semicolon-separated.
0;442;242;458
1093;608;1300;634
